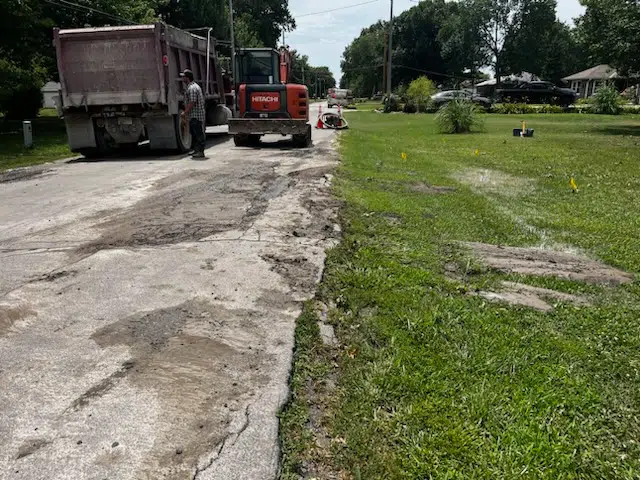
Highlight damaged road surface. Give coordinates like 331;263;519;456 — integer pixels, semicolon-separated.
0;109;339;480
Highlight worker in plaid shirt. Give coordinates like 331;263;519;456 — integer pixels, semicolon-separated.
180;69;206;158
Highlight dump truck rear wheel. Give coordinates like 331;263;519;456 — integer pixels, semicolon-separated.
174;112;192;153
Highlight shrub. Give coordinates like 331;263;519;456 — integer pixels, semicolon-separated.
0;58;46;120
493;103;534;114
574;104;592;114
538;104;564;114
407;76;436;113
394;84;408;103
591;86;624;115
622;104;640;114
403;102;418;114
383;94;401;113
435;99;483;134
2;86;43;120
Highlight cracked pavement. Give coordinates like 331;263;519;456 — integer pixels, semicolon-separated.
0;103;340;480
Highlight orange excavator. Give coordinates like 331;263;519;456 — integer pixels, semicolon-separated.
228;46;312;147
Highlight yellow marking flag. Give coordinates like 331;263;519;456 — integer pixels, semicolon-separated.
570;177;579;193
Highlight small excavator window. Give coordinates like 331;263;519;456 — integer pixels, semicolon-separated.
236;50;280;85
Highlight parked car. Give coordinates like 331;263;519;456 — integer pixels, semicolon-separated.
328;88;354;108
431;90;492;109
496;81;576;105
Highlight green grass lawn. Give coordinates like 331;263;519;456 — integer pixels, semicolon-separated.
353;100;384;110
0;110;71;171
281;112;640;479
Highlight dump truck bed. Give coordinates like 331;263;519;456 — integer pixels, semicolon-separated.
55;25;163;108
54;23;228;112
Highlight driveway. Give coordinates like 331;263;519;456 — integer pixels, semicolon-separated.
0;107;339;480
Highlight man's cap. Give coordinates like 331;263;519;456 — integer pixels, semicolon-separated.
180;69;194;80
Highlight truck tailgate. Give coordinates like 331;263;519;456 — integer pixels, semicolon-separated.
55;25;164;108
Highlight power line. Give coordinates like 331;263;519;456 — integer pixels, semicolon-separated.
43;0;234;44
296;0;380;18
43;0;136;25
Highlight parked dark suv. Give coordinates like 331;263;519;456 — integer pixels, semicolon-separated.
496;81;576;105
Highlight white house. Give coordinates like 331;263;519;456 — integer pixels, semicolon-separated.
41;81;61;109
562;65;617;99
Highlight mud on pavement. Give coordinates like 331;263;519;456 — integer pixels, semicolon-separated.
0;129;341;480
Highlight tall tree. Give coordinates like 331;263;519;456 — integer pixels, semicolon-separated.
501;0;577;80
289;51;335;95
340;22;386;97
470;0;516;86
232;0;295;48
391;0;453;86
438;2;490;84
576;0;640;76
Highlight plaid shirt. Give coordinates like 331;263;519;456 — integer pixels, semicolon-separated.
185;82;206;124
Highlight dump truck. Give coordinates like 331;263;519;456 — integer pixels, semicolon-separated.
53;22;234;156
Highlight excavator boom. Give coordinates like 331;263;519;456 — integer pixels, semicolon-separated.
279;46;291;84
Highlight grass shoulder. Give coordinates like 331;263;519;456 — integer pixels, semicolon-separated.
0;110;71;172
280;112;640;479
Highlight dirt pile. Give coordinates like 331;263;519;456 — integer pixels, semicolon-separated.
474;281;591;312
454;242;634;311
464;242;633;286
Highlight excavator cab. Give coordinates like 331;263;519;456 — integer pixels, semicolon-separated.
229;47;312;147
236;49;280;85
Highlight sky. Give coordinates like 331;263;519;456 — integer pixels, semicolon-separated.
286;0;586;83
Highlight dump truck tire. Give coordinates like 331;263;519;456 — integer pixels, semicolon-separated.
175;112;192;153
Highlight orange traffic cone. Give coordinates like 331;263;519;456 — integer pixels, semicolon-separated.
315;105;324;129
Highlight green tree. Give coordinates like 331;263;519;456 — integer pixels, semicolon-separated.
576;0;640;76
231;0;295;48
438;3;490;85
289;50;311;88
340;22;386;97
501;0;585;82
288;51;335;95
406;76;436;112
233;13;263;47
391;0;454;86
470;0;516;86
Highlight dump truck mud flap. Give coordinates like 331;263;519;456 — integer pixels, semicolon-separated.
228;119;309;135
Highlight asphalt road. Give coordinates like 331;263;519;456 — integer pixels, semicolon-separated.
0;104;339;480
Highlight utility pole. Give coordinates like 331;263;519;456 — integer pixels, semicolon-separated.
386;0;394;98
228;0;236;115
302;63;305;86
382;31;388;94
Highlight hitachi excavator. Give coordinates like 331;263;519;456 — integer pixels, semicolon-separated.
228;46;312;147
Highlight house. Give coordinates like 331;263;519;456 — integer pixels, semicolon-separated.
41;81;61;109
562;65;617;99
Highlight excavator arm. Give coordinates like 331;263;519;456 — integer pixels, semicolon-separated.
279;46;291;84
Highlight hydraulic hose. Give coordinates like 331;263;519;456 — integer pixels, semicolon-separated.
319;112;349;130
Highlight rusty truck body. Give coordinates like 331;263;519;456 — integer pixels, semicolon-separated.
53;23;234;156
